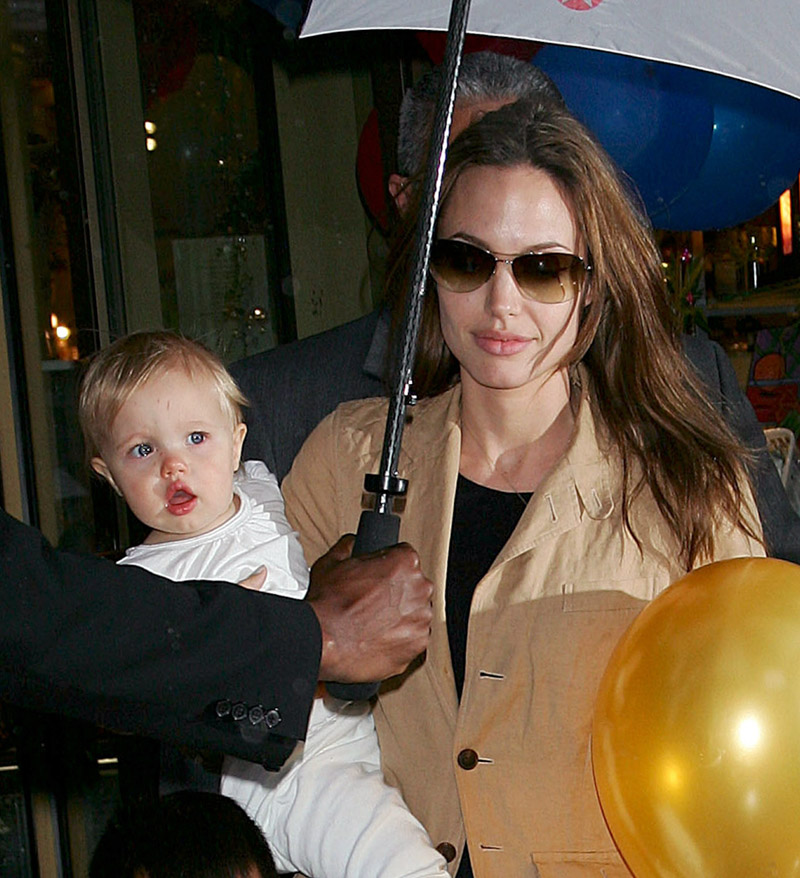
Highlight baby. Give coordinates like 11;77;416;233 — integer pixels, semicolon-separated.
79;331;446;878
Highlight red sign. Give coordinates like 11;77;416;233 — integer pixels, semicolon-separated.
557;0;605;9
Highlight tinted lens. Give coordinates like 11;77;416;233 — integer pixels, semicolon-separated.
513;252;586;303
430;239;587;302
430;239;495;292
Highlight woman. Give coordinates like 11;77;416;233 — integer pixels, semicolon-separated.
283;99;764;877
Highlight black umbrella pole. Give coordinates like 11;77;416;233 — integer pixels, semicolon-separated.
353;0;472;558
327;0;471;702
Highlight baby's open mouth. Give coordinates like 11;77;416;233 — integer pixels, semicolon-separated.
168;489;195;505
165;482;197;514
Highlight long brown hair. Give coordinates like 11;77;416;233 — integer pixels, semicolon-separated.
386;98;760;568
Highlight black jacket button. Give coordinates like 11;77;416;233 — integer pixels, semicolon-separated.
457;748;479;770
265;708;281;728
215;699;231;718
231;701;247;721
436;841;457;862
248;705;265;725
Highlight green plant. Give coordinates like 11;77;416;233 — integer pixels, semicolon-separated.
664;253;709;335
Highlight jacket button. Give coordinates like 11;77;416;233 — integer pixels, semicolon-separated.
231;701;247;721
436;842;457;862
457;748;479;770
248;705;265;725
215;699;231;718
265;708;281;728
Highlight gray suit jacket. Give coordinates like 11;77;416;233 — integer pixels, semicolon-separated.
232;310;387;482
232;310;800;563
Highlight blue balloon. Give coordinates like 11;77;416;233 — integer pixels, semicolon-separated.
651;77;800;230
534;45;714;219
534;45;800;230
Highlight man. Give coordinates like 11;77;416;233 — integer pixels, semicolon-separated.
1;508;432;769
232;51;800;563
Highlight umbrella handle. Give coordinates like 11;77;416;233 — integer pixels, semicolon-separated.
353;508;401;556
324;510;401;701
327;0;472;703
325;481;406;698
351;471;408;554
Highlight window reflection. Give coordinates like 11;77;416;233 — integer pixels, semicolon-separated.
2;0;95;555
132;0;284;361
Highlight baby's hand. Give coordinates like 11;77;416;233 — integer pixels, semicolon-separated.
237;565;266;590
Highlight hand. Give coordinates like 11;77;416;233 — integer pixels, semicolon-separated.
307;535;433;683
238;566;267;591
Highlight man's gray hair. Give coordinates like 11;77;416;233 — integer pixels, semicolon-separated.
397;51;565;177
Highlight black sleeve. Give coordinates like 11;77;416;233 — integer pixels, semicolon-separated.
0;508;320;770
683;334;800;564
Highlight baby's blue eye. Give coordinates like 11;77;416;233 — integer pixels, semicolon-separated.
188;432;205;445
131;443;152;458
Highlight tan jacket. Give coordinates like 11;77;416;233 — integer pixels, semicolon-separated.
283;382;764;878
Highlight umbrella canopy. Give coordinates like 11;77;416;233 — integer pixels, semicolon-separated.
302;0;800;102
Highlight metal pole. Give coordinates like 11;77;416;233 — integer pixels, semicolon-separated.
328;0;471;701
353;0;472;555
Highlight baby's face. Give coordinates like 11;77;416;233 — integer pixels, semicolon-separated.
92;368;246;543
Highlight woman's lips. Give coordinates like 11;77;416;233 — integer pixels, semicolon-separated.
473;331;530;356
166;482;197;516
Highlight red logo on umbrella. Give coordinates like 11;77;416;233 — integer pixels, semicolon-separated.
557;0;604;9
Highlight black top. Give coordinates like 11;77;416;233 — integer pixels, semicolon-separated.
446;475;531;698
446;475;530;878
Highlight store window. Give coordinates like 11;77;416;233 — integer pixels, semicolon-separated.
131;0;293;359
0;0;100;553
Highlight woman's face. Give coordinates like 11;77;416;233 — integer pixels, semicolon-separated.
435;163;586;395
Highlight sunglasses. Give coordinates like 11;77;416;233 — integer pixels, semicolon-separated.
430;238;589;304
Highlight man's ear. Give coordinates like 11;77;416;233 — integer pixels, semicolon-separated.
232;422;247;471
388;173;411;214
91;457;122;496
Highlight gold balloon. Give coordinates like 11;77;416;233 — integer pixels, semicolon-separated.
593;557;800;878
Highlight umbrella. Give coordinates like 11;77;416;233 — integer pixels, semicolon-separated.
302;0;800;101
323;0;472;701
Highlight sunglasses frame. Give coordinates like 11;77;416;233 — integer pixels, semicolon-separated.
430;238;590;304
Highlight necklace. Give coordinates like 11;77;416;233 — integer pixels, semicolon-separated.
460;420;533;508
459;395;578;507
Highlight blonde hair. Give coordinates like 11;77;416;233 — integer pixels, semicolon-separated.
79;331;247;459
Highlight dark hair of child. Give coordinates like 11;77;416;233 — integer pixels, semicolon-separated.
89;791;277;878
